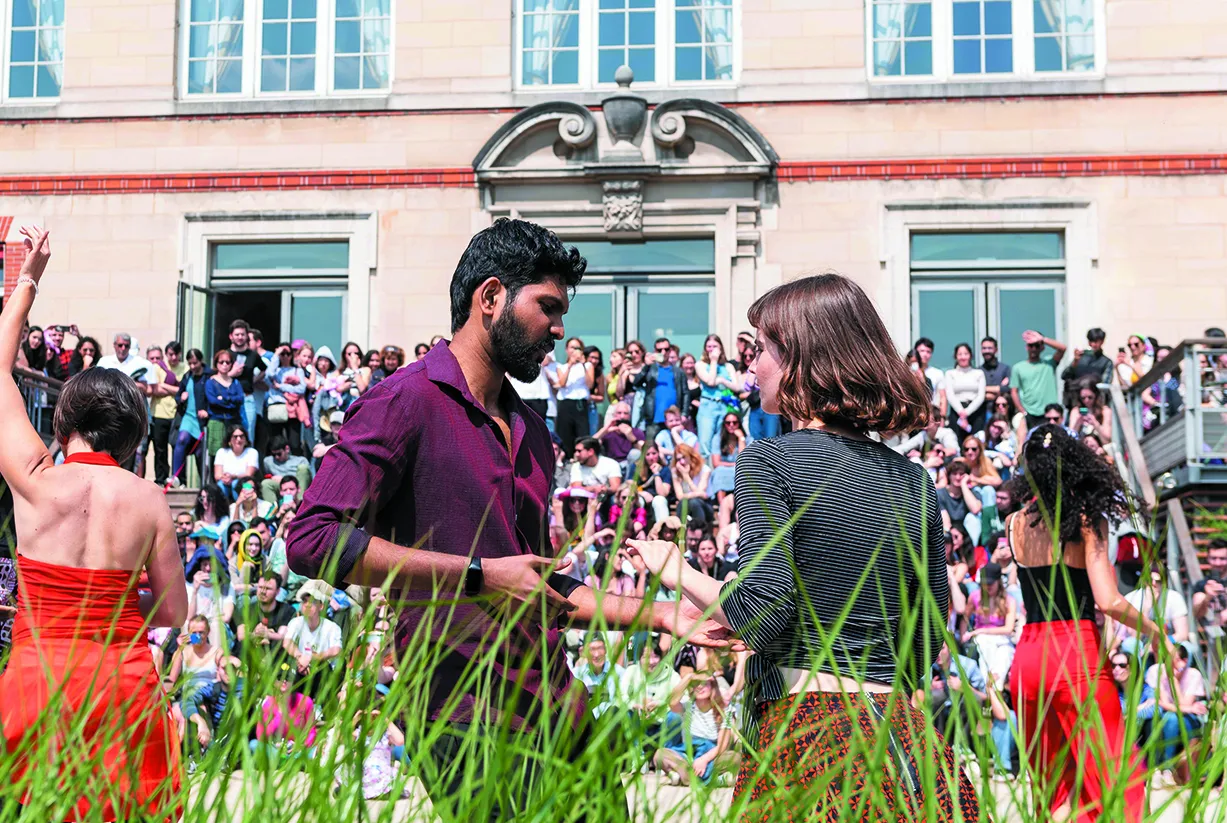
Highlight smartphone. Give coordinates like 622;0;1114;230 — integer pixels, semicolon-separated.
281;494;296;506
55;324;70;333
1118;347;1126;354
188;632;203;645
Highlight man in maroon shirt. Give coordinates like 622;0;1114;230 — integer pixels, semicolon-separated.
287;218;726;818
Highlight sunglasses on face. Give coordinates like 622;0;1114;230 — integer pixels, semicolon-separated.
1045;416;1062;423
656;347;670;354
965;446;980;452
115;343;130;349
1111;661;1128;669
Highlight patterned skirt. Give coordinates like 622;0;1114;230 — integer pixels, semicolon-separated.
734;692;981;823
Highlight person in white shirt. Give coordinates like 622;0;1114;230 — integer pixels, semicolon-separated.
1111;567;1190;648
283;580;344;675
96;333;161;471
508;352;555;427
570;438;622;493
945;343;988;436
912;337;947;418
653;406;700;462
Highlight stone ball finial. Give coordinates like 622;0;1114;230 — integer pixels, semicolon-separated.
615;65;634;88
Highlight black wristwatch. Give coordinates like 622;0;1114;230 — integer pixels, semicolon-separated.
464;556;484;597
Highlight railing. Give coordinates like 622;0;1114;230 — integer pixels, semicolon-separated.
1123;339;1227;492
1108;382;1156;513
13;366;63;446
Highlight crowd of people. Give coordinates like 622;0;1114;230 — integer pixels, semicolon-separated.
5;218;1227;820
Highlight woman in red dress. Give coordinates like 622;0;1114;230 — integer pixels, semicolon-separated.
1008;424;1168;823
0;227;189;821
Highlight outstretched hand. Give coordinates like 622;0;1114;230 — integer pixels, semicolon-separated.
19;226;50;284
662;596;745;652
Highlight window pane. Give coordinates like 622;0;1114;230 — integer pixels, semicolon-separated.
953;1;980;35
214;241;350;270
552;49;578;83
219;0;243;21
1034;35;1062;70
874;4;903;38
190;0;217;22
707;45;732;79
8;64;34;97
260;57;287;90
1032;0;1057;34
11;29;35;62
1065;0;1093;33
40;0;63;26
599;11;625;45
335;55;360;88
627;46;654;81
905;3;931;36
904;39;932;74
996;288;1058;368
915;289;977;372
362;54;388;88
336;0;359;15
219;24;244;56
363;0;389;14
552;292;614;364
635;289;710;362
290;295;344;364
292;0;315;16
911;232;1064;262
984;38;1012;72
628;11;654;45
216;58;243;92
11;0;34;27
874;41;902;76
553;12;579;47
264;0;288;18
289;56;315;89
290;21;315;55
1067;34;1094;70
187;60;209;93
675;10;700;43
702;6;732;41
952;39;980;72
570;239;715;272
984;0;1011;34
675;46;700;80
336;20;360;52
263;22;288;55
598;49;623;82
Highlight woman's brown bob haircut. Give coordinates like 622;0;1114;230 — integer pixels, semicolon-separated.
748;273;931;435
53;367;148;464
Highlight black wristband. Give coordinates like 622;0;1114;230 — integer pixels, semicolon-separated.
464;557;484;597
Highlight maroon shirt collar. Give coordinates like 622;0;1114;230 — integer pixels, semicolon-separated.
423;339;531;457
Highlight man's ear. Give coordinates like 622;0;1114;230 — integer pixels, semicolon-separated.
475;277;504;322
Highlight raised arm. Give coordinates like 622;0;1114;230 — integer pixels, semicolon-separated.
1085;519;1167;650
0;227;54;500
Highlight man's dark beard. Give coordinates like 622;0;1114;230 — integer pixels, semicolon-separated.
491;308;553;383
982;355;997;368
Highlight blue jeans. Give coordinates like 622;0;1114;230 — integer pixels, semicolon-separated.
172;429;202;484
696;398;724;457
661;710;719;781
588;401;600;434
241;394;257;439
747;406;780;442
990;712;1017;773
1159;710;1204;763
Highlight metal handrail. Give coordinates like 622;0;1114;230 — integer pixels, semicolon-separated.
12;366;64;444
1167;497;1220;686
1109;382;1156;513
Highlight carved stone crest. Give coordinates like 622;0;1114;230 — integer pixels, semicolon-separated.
602;180;643;235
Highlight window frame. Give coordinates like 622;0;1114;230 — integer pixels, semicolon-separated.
513;0;741;92
865;0;1106;84
177;0;395;100
1;0;65;104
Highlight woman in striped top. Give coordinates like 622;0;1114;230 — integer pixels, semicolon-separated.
630;273;979;822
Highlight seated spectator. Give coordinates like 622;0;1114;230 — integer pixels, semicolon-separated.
336;706;409;800
688;533;733;581
266;508;310;603
213;424;257;502
709;413;744;505
168;615;223;744
312;410;345;464
608;487;649;538
962;562;1017;686
233;571;296;655
918;643;986;749
983;416;1017;478
1192;539;1227;632
283;581;344;681
653;406;699;463
937;460;982;534
253;667;318;760
230;478;274;527
261;437;312;503
572;634;625;718
652;673;738;786
596;401;645;469
629;443;672;524
185;551;234;649
570;438;622;493
1146;644;1207;770
894;409;959;457
186;655;244;759
622;639;682;734
1114;567;1190;648
671;444;712;526
230;526;270;596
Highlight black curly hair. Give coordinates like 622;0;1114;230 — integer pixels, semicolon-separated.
1021;423;1132;544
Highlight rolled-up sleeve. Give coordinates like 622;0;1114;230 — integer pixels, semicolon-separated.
285;383;415;585
718;440;798;652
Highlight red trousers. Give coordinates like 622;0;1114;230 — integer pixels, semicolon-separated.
1010;619;1144;823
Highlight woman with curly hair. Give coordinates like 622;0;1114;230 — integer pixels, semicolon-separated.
1008;424;1170;822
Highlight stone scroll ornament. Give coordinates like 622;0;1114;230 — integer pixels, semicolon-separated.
602;181;643;233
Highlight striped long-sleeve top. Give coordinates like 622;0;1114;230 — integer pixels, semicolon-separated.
719;428;949;731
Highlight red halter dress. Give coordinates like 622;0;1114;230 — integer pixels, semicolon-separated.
0;451;181;821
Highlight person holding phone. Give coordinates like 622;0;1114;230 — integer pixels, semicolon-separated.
168;615;222;744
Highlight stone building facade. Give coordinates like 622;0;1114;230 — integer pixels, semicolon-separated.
0;0;1224;369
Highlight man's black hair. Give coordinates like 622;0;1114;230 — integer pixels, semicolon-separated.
268;436;289;452
165;341;183;356
914;337;935;351
228;319;250;333
279;474;299;488
578;437;601;455
1087;328;1106;343
1044;402;1065;415
250;517;272;532
449;218;587;333
259;570;284;588
981;336;998;348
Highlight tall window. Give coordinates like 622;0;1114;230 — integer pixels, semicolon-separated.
8;0;64;99
598;0;654;84
871;0;932;77
868;0;1098;81
180;0;392;97
952;0;1012;75
521;0;580;86
516;0;736;89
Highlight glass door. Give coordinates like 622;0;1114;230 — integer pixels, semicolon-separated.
989;283;1064;369
555;286;621;361
627;285;713;359
282;291;347;358
910;283;985;370
177;282;215;354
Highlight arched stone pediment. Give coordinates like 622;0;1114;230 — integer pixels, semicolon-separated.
472;71;776;183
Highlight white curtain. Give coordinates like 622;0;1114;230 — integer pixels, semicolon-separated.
681;2;732;80
872;2;907;75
